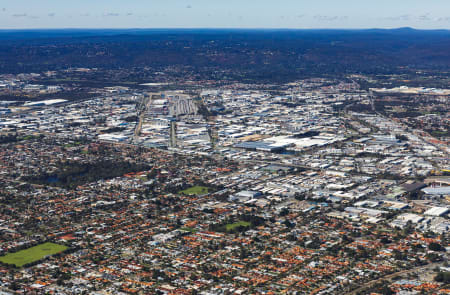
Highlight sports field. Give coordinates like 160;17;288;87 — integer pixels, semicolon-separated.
178;186;209;195
225;221;251;231
0;242;68;267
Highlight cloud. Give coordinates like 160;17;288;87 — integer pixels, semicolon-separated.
12;12;39;19
2;8;6;12
314;15;347;21
381;14;447;22
437;17;450;22
418;14;431;21
186;5;192;9
384;14;411;21
399;14;411;21
48;13;56;17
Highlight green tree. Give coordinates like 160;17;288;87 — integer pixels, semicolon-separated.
429;242;444;252
435;272;450;284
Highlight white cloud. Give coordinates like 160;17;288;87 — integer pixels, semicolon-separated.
12;13;27;18
104;13;120;17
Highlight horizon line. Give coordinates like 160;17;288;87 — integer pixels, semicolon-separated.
0;26;449;31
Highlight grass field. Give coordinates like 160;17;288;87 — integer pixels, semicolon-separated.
0;242;68;267
225;221;251;231
178;186;209;196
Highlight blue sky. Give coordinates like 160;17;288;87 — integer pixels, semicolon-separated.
0;0;449;29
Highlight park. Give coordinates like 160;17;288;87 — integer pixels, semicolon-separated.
0;242;68;267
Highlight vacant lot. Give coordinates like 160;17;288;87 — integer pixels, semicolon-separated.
180;227;198;233
0;242;68;267
178;186;209;195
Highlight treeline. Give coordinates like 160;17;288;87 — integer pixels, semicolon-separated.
23;160;151;188
0;134;19;144
0;134;43;144
435;272;450;284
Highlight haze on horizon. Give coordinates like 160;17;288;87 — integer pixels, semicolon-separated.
0;0;449;30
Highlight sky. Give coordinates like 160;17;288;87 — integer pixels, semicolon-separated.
0;0;449;30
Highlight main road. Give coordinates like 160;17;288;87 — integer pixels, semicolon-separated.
348;262;443;295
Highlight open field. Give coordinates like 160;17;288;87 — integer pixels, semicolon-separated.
225;221;251;231
0;242;68;267
178;186;209;195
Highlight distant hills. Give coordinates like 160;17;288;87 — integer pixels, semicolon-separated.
0;28;448;81
0;28;449;40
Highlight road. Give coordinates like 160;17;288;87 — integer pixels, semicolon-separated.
132;95;150;143
348;262;442;295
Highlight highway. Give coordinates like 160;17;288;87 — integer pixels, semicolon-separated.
348;262;443;295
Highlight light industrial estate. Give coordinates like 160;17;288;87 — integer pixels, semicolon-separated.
0;70;449;294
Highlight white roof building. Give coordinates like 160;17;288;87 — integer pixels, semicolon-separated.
424;207;449;217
